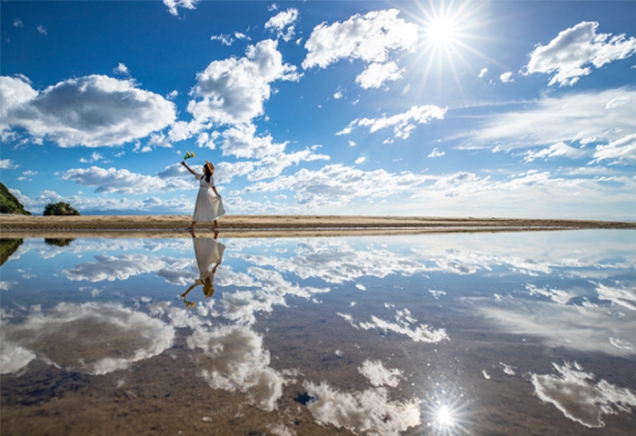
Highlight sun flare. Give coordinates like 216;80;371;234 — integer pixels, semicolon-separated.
426;17;459;48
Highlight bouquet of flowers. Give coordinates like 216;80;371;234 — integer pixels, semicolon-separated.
183;151;196;160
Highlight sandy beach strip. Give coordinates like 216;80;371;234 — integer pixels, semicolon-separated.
1;215;634;238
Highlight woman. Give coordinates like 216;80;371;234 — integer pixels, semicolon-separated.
182;159;226;230
180;232;226;307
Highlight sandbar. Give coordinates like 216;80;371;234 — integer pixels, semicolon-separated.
1;215;634;238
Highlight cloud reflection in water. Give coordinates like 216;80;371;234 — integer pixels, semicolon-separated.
532;362;636;428
1;302;175;375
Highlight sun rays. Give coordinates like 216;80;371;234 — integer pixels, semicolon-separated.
402;0;493;101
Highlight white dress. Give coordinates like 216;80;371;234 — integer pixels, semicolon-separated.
192;173;226;222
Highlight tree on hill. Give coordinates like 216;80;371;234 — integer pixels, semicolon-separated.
0;182;31;215
43;202;80;216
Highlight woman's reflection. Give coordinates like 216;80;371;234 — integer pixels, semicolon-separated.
181;230;226;308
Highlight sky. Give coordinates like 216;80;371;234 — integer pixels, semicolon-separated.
1;0;635;219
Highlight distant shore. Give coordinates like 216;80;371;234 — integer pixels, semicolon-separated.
1;215;634;238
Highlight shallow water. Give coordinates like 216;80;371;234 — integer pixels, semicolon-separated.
1;230;635;435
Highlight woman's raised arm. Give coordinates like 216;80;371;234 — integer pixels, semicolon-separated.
181;161;197;176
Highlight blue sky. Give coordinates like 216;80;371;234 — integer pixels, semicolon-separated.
1;0;635;219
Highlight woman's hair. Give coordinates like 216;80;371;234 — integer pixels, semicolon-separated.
201;165;212;183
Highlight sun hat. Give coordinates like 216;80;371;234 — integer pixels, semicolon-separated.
205;160;215;173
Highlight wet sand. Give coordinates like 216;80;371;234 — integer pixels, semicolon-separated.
1;215;634;238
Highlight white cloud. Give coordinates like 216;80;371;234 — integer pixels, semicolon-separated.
592;133;636;164
0;159;18;169
0;75;176;147
358;359;403;387
474;299;636;357
79;151;104;164
532;362;636;427
595;283;636;311
243;163;432;206
525;21;636;86
157;162;189;179
499;71;514;83
1;302;174;375
13;18;24;28
523;141;587;162
36;25;47;35
163;0;199;16
338;105;446;140
113;63;129;75
247;149;330;181
184;39;301;129
188;324;292;411
265;8;298;42
63;166;192;194
166;90;178;100
215;161;257;184
7;187;191;215
461;88;636;151
355;61;404;89
333;89;343;99
355;157;366;164
345;308;449;343
303;381;421;435
428;148;444;158
63;253;191;282
211;32;248;46
219;123;287;158
479;68;488;78
303;9;417;70
605;96;629;109
243;239;428;286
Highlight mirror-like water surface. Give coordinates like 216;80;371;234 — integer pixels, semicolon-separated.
1;230;635;435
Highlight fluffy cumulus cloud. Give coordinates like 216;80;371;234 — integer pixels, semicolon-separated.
265;8;298;42
532;362;636;428
358;359;403;387
183;39;301;130
303;9;417;68
355;62;404;89
499;71;514;83
188;324;292;411
163;0;199;16
1;302;175;375
303;9;417;88
462;88;636;153
0;75;176;147
63;166;192;194
338;105;446;140
219;123;287;158
525;21;636;86
303;381;421;435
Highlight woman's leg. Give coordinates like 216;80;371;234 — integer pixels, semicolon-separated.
212;219;220;229
188;221;197;230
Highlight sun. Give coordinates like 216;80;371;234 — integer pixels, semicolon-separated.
425;16;459;49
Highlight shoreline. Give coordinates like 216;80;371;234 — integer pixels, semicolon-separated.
1;215;634;238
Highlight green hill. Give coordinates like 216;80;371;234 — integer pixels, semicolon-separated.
0;183;31;215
